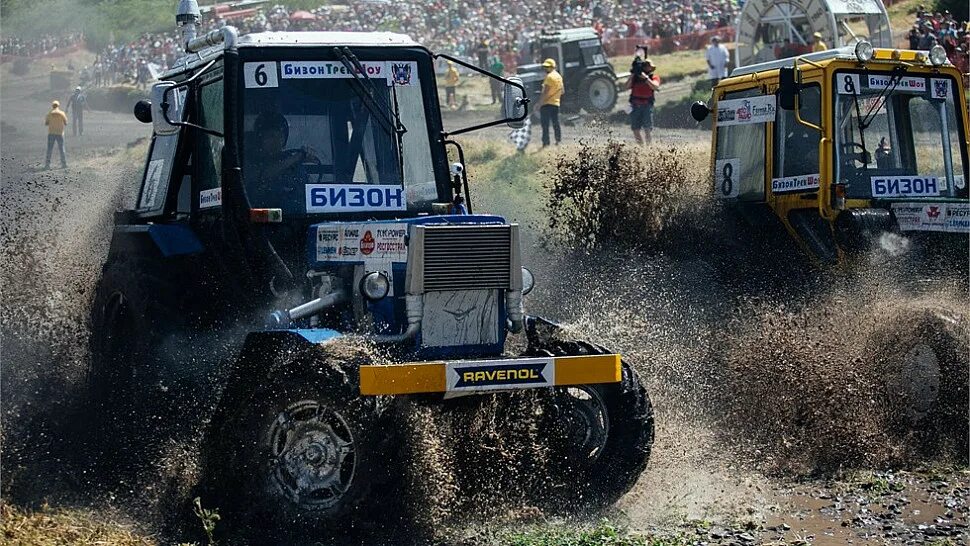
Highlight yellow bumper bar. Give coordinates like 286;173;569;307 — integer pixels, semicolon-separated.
359;354;621;396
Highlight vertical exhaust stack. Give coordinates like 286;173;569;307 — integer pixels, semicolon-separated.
176;0;201;51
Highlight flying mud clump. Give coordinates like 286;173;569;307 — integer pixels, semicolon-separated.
544;139;713;253
719;290;969;475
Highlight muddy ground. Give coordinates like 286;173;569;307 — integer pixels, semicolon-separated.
1;52;969;546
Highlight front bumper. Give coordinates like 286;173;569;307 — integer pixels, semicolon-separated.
359;354;621;395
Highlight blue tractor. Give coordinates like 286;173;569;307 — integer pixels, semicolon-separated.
87;1;653;539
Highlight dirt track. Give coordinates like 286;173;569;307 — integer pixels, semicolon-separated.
1;51;969;546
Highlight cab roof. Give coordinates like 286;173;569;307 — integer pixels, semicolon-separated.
540;28;600;42
730;46;950;78
237;31;420;48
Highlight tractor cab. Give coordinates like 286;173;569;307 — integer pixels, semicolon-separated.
693;42;970;263
517;28;618;114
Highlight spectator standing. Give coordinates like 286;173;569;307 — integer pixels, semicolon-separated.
444;61;460;109
489;55;505;104
476;38;490;70
539;58;563;148
705;36;729;85
811;32;828;52
908;25;921;49
66;86;86;136
918;25;935;50
44;100;68;170
628;58;660;145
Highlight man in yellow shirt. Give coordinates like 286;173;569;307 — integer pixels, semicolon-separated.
539;58;563;147
44;100;68;169
444;61;460;110
811;32;828;52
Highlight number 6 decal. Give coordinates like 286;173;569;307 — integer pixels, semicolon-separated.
715;158;740;199
244;62;279;88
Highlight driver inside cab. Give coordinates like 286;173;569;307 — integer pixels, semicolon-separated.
252;112;320;198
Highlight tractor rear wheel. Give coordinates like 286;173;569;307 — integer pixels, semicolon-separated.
871;308;969;461
532;341;654;512
579;71;618;114
200;354;398;542
86;255;182;459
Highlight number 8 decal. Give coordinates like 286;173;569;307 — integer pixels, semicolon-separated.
715;158;740;199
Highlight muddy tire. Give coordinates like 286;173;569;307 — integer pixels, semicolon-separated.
199;353;397;542
86;255;182;455
532;341;654;512
579;70;618;114
870;308;969;461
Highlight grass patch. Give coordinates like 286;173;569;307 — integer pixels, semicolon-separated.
610;49;712;82
0;502;157;546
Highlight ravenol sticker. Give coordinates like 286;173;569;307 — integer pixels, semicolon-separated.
316;222;408;262
199;187;222;209
772;173;820;194
306;184;406;213
871;176;941;198
716;95;776;126
446;358;554;392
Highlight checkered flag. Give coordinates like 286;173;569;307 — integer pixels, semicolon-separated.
508;117;532;152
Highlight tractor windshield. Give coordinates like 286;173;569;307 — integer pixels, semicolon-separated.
834;71;967;200
241;58;439;215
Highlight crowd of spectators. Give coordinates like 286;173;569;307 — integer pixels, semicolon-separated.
6;1;739;85
0;33;84;59
907;7;969;79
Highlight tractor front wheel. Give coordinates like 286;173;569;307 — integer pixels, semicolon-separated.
533;342;654;512
200;355;397;541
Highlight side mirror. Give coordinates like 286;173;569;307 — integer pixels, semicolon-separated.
150;81;182;135
133;99;152;123
503;76;527;128
778;66;799;111
690;101;710;122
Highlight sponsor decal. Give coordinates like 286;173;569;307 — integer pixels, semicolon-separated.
865;75;926;93
359;230;375;255
892;202;970;233
446;358;554;392
278;61;418;86
772;173;820;194
315;222;408;262
716;95;776;126
714;158;740;199
390;63;412;86
306;184;406;213
199;187;222;209
931;78;950;100
871;176;941;198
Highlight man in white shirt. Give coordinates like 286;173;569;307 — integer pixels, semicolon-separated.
706;36;730;87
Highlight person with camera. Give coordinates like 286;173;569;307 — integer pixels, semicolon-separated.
628;58;660;145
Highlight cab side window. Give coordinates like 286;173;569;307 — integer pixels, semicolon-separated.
774;84;821;178
195;78;224;210
715;88;766;201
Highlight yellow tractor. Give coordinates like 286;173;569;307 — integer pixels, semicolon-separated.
692;42;969;264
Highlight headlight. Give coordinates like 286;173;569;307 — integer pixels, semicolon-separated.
929;44;947;67
360;272;390;300
854;41;873;63
521;267;535;296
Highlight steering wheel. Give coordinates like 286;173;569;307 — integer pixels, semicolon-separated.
279;148;324;188
840;141;870;168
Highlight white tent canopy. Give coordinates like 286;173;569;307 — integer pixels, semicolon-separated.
735;0;892;67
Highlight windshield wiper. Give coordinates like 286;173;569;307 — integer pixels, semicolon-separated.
334;47;407;185
845;74;870;168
